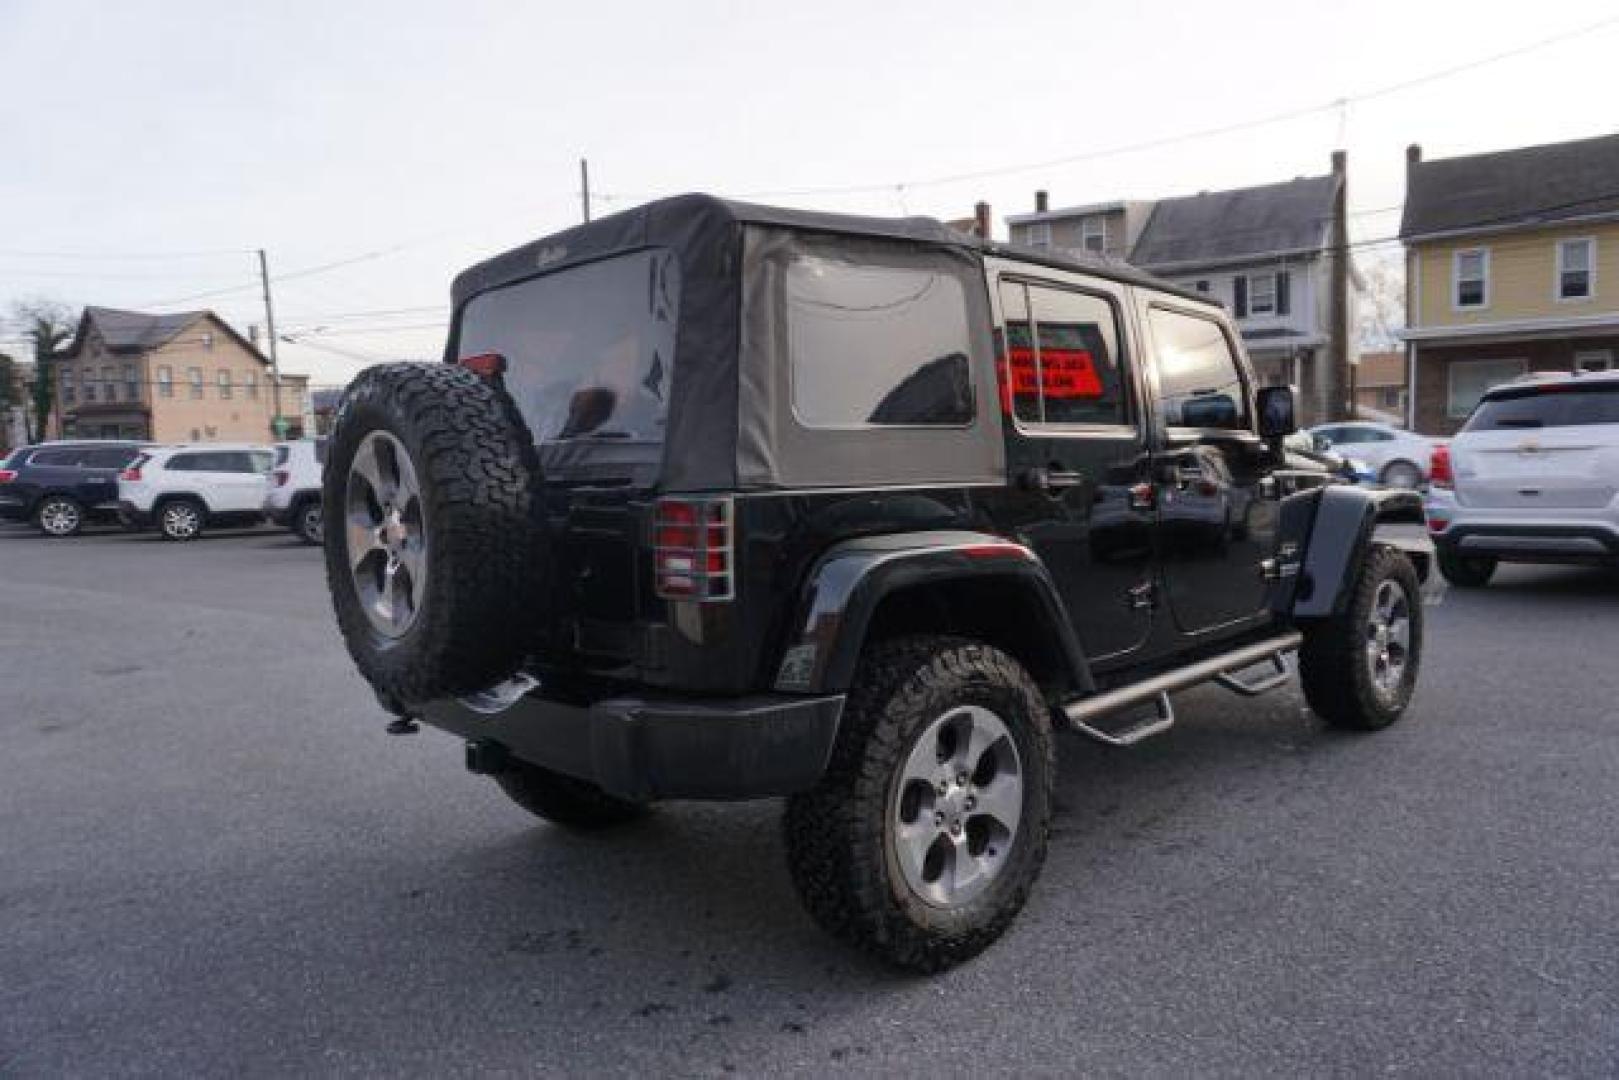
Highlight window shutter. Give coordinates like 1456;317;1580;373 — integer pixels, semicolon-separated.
1276;271;1291;315
1234;276;1248;317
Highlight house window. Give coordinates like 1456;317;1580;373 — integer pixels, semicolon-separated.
84;378;96;403
1026;222;1052;250
1454;249;1489;309
1575;349;1613;372
218;369;233;400
202;332;215;351
1194;280;1211;294
157;366;173;398
102;366;117;403
188;367;204;399
1447;358;1526;418
1379;387;1401;409
124;364;139;401
245;371;258;399
1081;216;1108;254
1248;273;1277;315
1557;238;1594;301
60;368;75;404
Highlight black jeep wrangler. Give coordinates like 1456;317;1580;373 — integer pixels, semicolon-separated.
322;195;1431;971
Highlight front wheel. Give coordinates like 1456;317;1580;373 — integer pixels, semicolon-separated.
1299;546;1423;731
158;498;206;541
35;496;84;537
1381;461;1423;490
783;635;1055;972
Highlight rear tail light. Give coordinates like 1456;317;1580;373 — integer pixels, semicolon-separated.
272;468;290;487
653;496;734;602
119;467;141;482
1429;443;1452;490
0;469;15;484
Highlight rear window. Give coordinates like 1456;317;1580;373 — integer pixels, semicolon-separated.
787;256;973;428
456;249;680;444
1463;384;1619;430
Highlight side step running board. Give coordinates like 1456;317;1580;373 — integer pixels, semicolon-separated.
1063;632;1303;747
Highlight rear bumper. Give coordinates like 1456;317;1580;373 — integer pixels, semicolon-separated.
419;688;845;802
1426;493;1619;563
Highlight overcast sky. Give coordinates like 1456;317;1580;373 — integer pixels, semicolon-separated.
2;0;1616;386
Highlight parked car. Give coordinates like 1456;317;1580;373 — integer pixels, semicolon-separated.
265;438;326;545
318;195;1432;972
118;444;275;540
0;440;150;536
1309;421;1434;488
1426;370;1619;586
1283;430;1375;485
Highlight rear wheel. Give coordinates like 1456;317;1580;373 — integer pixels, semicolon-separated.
1437;549;1496;587
494;760;649;829
783;635;1055;972
158;498;206;541
1381;460;1423;489
293;499;323;545
35;496;84;537
1299;546;1423;731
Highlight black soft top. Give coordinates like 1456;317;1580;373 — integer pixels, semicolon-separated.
451;193;1209;308
447;195;1213;492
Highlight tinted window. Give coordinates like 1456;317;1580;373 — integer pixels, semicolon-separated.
999;282;1128;427
1464;384;1619;430
458;249;679;443
1148;308;1249;430
166;453;209;472
787;256;973;427
30;448;85;467
81;446;140;469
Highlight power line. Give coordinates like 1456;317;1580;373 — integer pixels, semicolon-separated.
597;13;1619;202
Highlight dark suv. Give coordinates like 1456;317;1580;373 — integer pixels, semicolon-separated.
322;196;1433;971
0;440;149;536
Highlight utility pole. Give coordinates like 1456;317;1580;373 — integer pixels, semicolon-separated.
256;249;285;438
580;158;592;223
1328;150;1351;423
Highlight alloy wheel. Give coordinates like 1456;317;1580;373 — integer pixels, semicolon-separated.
889;704;1023;908
39;499;81;536
162;503;201;540
345;430;428;639
1365;578;1412;700
300;503;324;544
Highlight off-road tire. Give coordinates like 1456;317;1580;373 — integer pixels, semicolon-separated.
1437;548;1496;587
494;761;650;829
323;362;547;708
35;495;84;537
158;497;206;541
782;635;1055;973
1299;546;1423;731
293;498;323;545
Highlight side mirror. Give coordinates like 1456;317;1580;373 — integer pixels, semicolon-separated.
1256;385;1297;441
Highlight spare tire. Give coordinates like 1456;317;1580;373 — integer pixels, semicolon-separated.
322;362;547;709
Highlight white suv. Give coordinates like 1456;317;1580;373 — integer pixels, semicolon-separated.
118;444;275;541
1426;371;1619;586
264;438;326;545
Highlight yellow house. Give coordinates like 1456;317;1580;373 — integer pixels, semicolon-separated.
1399;134;1619;435
55;307;310;443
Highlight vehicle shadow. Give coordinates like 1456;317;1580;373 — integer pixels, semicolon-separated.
1477;563;1619;598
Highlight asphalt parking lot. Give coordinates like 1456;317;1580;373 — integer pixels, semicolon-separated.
1;523;1616;1076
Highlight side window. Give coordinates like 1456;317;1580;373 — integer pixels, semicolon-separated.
246;451;274;473
786;256;974;428
1148;307;1250;431
167;454;201;472
31;448;84;467
82;447;137;469
999;281;1129;427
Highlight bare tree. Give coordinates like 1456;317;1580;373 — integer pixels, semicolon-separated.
1356;255;1404;352
9;300;78;442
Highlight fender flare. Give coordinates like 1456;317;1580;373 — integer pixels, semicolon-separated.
1291;485;1428;619
771;529;1093;695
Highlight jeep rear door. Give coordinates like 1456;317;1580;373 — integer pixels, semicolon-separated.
985;263;1155;665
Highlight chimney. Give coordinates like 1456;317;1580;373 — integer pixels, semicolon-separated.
1035;190;1049;214
1406;143;1422;166
248;325;259;346
1331;149;1346;177
974;201;992;241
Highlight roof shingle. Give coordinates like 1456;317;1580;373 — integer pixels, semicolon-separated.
1130;174;1338;268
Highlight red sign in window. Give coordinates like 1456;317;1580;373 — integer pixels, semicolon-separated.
997;347;1103;413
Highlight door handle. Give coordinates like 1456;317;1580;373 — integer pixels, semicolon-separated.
1019;466;1086;493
